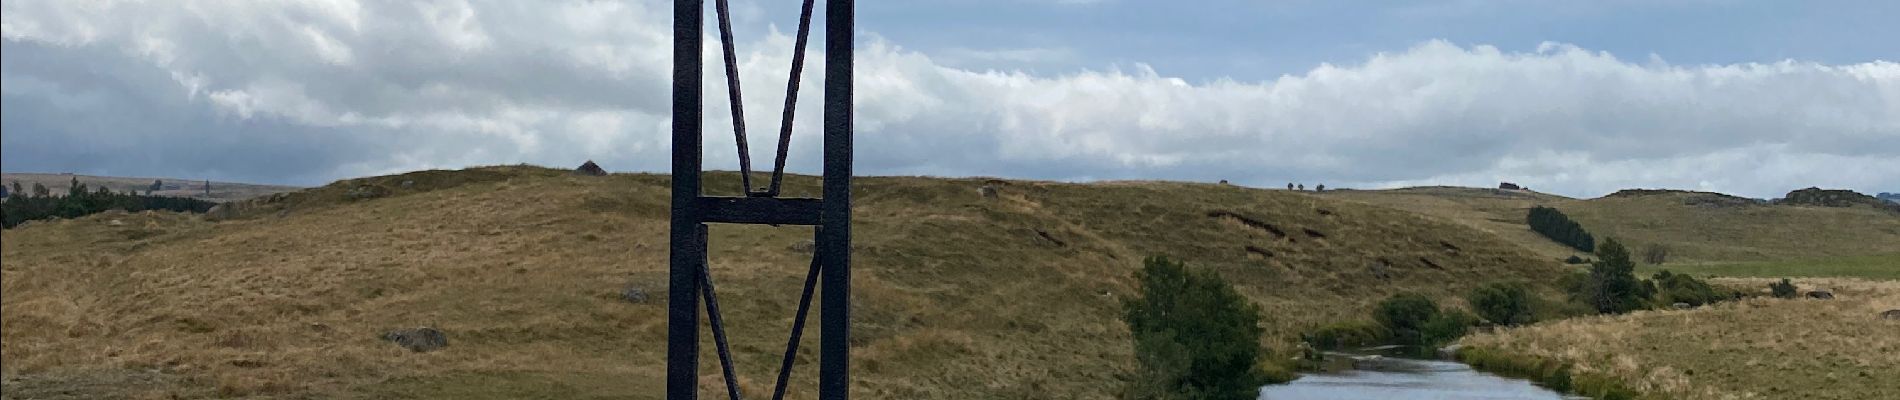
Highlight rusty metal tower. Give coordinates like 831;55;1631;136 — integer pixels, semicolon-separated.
667;0;852;399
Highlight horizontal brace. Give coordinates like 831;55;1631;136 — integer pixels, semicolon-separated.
698;196;823;225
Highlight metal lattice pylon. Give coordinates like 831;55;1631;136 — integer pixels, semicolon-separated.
667;0;852;399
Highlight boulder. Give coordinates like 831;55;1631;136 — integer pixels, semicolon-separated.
1881;310;1900;320
345;185;391;200
1498;182;1522;190
620;286;650;304
978;185;998;200
381;327;448;352
1672;302;1693;310
574;160;608;177
788;240;816;253
1806;290;1835;300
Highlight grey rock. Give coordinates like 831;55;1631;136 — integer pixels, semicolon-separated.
788;240;816;253
978;185;998;200
400;180;416;188
1881;310;1900;320
1807;290;1835;300
381;327;448;352
346;185;391;200
1672;302;1693;310
620;286;650;304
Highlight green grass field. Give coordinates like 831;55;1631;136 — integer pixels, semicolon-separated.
1639;253;1900;280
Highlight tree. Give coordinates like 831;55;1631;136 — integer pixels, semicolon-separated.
7;181;20;197
1467;282;1535;326
1641;244;1669;265
1769;279;1798;299
31;183;50;197
1584;239;1645;314
1122;256;1267;400
1527;206;1595;252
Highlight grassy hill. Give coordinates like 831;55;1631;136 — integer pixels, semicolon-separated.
1463;277;1900;399
1;166;1569;399
1323;187;1900;264
1;173;300;202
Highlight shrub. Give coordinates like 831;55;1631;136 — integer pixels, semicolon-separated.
1649;270;1730;306
1564;255;1587;265
1640;244;1669;265
1582;239;1645;314
1528;206;1595;252
1468;282;1536;326
1421;310;1477;346
1122;256;1267;400
1769;279;1799;299
1374;293;1440;346
1302;321;1389;350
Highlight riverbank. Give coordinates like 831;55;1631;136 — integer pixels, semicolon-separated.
1458;278;1900;399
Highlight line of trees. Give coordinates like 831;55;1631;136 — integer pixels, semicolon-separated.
2;179;217;228
1527;206;1594;252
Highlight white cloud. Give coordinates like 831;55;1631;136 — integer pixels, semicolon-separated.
1;0;1895;198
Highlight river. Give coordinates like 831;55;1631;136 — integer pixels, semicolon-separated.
1257;353;1582;400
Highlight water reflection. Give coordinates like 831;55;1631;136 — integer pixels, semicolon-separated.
1258;356;1580;400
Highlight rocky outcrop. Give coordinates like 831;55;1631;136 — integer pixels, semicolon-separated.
1780;187;1897;212
382;327;448;352
573;160;608;176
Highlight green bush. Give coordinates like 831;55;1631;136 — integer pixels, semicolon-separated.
1649;271;1731;306
1769;278;1798;299
1374;293;1441;346
1421;309;1476;346
1467;282;1536;326
1122;256;1267;400
1302;321;1389;350
1528;206;1595;252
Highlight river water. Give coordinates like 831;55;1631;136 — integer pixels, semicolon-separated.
1257;355;1581;400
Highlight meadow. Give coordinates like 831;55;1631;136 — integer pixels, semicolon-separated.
1;166;1572;399
1461;278;1900;400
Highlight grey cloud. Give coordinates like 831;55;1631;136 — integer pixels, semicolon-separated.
2;1;1896;198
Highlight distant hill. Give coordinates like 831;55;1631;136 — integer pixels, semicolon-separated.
1778;187;1898;211
1;173;299;202
1324;186;1900;263
0;166;1571;399
1881;192;1900;204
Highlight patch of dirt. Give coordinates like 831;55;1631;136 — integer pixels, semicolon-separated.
1206;210;1287;238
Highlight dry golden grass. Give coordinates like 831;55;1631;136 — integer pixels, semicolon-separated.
1462;278;1900;400
1322;186;1586;260
2;166;1569;399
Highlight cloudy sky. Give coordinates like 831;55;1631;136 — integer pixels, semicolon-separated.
3;0;1896;198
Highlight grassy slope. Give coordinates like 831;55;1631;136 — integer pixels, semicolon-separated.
1638;253;1900;280
1;166;1568;399
1561;192;1900;262
1324;187;1900;264
1322;187;1586;260
1463;278;1900;400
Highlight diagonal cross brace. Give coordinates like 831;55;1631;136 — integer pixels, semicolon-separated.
669;0;851;399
